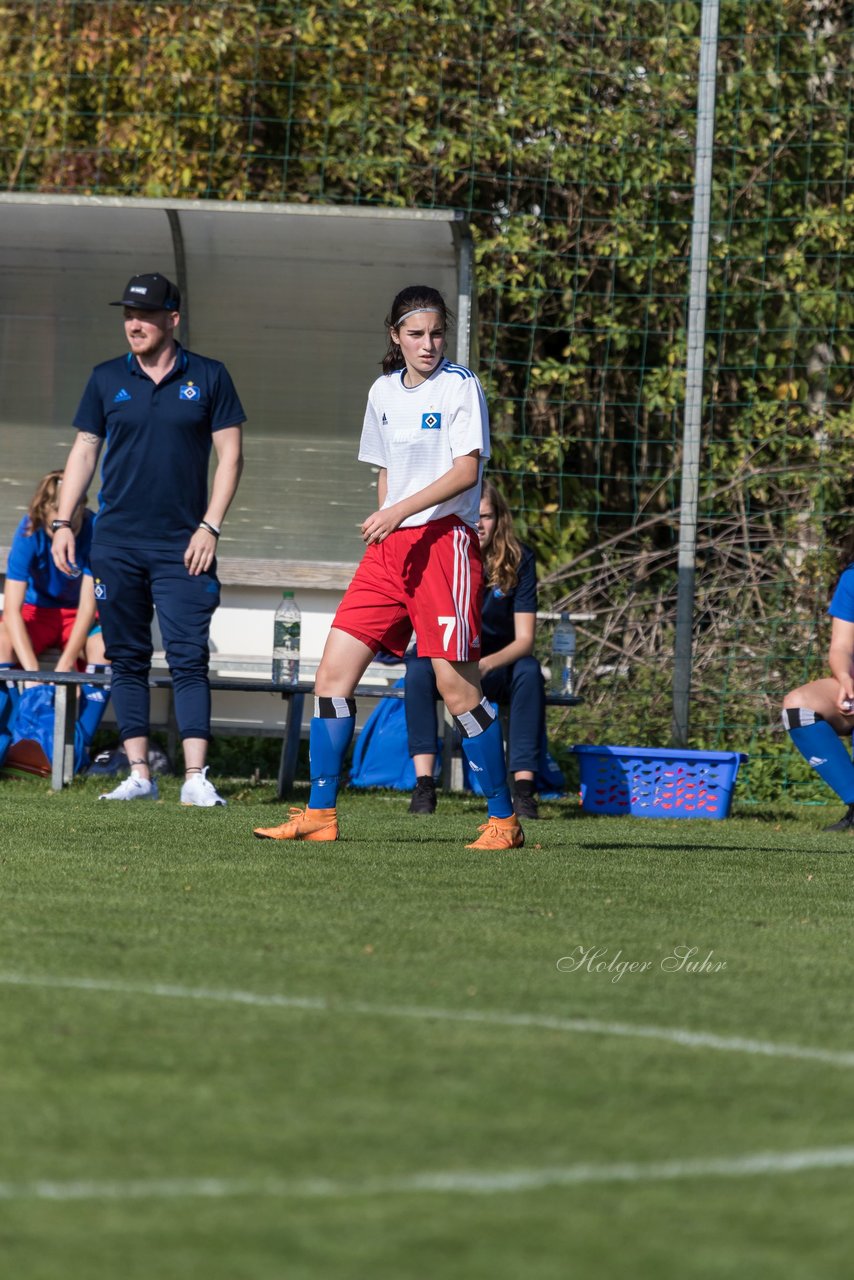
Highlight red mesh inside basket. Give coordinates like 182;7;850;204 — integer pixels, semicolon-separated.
578;750;739;818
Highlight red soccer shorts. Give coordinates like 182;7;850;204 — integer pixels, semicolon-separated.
18;604;80;653
332;515;483;661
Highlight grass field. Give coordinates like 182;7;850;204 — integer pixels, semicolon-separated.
2;774;854;1279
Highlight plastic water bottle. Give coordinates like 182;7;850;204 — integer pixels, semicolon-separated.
272;591;301;685
550;613;576;696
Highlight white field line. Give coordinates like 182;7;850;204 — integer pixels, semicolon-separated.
1;971;854;1069
3;1147;854;1202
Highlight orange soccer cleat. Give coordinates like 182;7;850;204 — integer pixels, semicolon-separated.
465;814;525;850
253;806;339;842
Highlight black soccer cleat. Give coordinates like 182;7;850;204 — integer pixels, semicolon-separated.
824;804;854;832
408;776;437;815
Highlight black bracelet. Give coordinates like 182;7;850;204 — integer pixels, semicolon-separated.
199;520;220;538
50;519;73;532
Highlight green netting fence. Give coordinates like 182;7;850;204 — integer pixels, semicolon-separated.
1;0;851;801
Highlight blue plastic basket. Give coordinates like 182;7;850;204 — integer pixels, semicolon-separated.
572;744;748;819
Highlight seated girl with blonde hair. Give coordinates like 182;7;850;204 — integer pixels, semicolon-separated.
0;469;104;675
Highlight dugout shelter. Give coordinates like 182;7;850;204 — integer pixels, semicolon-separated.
0;193;474;738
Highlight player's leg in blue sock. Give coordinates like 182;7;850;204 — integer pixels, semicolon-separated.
78;665;111;746
782;707;854;802
308;695;357;809
455;698;514;819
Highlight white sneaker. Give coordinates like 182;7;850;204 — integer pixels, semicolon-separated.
99;770;159;801
180;767;226;807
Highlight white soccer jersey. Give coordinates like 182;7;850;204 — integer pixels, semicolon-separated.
358;359;490;529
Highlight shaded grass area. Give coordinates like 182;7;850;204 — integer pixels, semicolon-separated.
1;778;853;1278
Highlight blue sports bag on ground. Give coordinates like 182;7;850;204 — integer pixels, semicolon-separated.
0;678;111;776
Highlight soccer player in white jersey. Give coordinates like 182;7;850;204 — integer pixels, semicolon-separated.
254;285;524;850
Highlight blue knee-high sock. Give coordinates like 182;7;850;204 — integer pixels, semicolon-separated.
78;665;112;746
456;698;514;819
783;708;854;803
309;696;357;809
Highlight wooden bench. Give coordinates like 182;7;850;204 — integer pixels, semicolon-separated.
7;669;581;797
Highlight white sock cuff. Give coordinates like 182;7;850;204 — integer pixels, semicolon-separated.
454;697;497;738
782;707;822;730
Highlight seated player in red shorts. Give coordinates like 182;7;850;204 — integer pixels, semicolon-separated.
0;469;105;676
254;285;524;850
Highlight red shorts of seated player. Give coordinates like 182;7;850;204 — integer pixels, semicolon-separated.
331;514;483;661
10;604;81;657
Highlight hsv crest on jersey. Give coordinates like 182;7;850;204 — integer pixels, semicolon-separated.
421;412;441;430
94;579;108;601
179;383;200;401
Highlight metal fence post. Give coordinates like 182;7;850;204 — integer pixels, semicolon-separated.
671;0;721;748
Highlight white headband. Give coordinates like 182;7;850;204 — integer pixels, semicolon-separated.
394;307;441;327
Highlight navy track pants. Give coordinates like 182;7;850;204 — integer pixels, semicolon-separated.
90;543;220;742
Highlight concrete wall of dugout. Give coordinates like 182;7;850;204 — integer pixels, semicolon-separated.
0;193;474;735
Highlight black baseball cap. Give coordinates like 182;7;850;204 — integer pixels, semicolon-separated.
110;272;181;311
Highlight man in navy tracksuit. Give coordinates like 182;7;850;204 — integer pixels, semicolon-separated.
52;272;245;806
